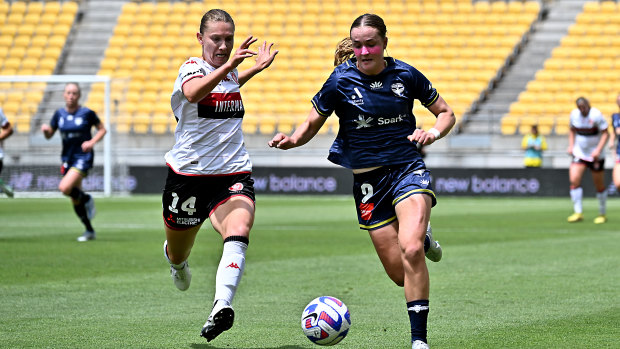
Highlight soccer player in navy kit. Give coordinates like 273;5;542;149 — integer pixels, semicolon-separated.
269;14;455;349
41;83;106;241
161;9;277;343
610;94;620;192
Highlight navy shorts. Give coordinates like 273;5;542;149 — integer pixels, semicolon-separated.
353;162;436;231
61;154;94;176
162;168;255;230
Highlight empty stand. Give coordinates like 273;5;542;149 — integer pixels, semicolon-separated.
0;1;77;133
85;0;540;135
502;0;619;135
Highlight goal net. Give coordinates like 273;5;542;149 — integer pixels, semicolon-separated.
0;75;131;197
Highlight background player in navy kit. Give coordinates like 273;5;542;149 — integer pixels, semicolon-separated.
41;83;106;241
269;14;455;349
0;107;14;197
161;9;277;343
566;97;609;224
610;93;620;192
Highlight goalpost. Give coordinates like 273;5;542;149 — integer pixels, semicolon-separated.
0;75;117;196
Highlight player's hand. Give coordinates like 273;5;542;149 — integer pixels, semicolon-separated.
81;140;95;153
591;149;601;160
566;146;573;156
229;36;258;69
407;128;437;146
254;41;278;71
268;133;294;150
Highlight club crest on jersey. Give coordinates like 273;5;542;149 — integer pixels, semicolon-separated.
229;182;244;192
370;81;383;90
391;82;404;97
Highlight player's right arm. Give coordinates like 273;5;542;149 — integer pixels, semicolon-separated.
268;108;327;150
41;111;58;139
183;36;257;103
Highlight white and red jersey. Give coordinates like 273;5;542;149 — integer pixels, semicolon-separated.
165;57;251;175
570;107;608;161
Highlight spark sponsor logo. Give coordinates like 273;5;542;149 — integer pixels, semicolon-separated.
370;81;383;90
359;202;374;220
177;217;201;225
377;114;406;125
391;82;404;96
354;115;373;129
229;182;244;191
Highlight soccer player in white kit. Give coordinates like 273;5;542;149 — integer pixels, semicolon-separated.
161;9;277;343
0;107;14;197
567;97;609;224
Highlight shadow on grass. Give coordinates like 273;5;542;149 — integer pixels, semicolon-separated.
190;344;305;349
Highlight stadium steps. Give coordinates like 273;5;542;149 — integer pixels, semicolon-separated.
464;0;589;134
37;1;125;123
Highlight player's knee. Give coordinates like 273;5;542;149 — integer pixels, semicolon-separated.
58;183;72;195
401;240;425;264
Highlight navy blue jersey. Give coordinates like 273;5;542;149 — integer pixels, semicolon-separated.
50;107;100;163
311;57;439;169
613;113;620;155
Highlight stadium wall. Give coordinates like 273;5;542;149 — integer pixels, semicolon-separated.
3;165;617;197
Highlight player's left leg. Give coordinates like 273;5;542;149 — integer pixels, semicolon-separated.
592;167;607;224
59;169;95;240
395;193;432;347
201;195;254;342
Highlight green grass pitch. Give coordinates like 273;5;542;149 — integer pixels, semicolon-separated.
1;195;618;348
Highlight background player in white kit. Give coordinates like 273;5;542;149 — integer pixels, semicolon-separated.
566;97;609;224
160;9;277;343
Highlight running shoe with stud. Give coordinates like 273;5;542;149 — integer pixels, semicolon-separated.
567;213;583;223
0;182;14;198
593;215;607;224
77;230;95;242
200;300;234;342
412;340;430;349
425;223;442;262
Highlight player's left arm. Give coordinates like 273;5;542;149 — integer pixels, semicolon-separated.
238;41;278;87
408;95;456;145
82;122;107;153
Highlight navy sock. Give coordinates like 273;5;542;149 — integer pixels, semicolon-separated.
69;187;86;203
424;235;430;253
407;299;429;343
73;202;94;232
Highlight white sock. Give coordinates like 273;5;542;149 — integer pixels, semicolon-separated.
214;240;248;306
596;191;607;215
570;187;583;214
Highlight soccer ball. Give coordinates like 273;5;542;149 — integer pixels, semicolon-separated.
301;296;351;346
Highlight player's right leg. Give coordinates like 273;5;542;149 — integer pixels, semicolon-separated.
614;161;620;191
59;169;96;240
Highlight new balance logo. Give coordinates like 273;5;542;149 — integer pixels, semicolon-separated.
226;262;240;269
370;81;383;90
